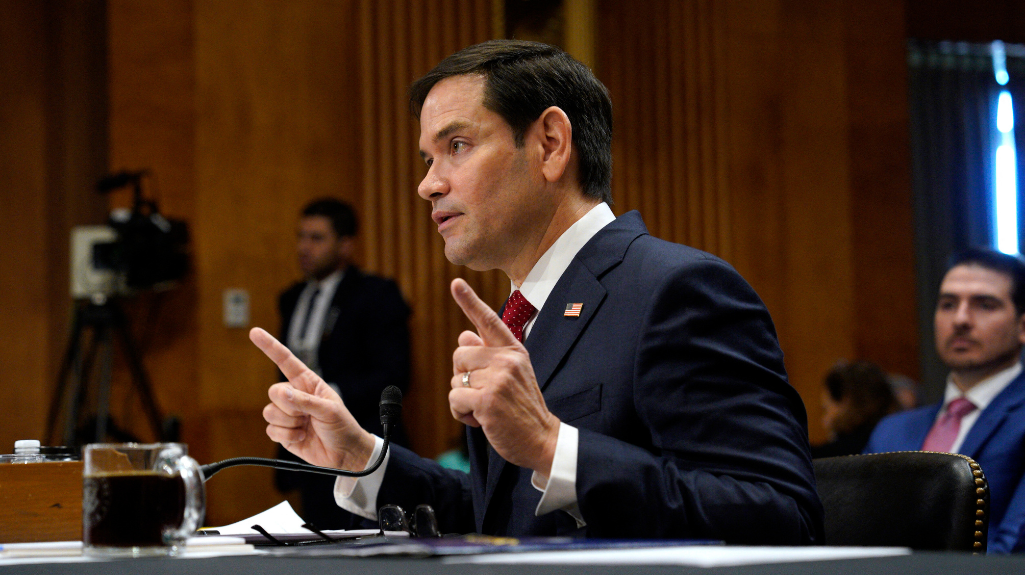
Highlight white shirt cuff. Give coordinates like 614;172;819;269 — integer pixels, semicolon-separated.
332;435;388;520
531;423;585;526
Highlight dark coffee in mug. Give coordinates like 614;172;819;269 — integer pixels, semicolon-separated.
83;472;186;548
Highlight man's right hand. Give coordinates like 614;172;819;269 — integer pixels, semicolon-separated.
250;327;376;471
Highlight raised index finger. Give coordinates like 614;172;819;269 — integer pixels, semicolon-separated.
450;278;519;348
249;327;311;381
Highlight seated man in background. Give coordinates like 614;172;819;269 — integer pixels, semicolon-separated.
812;360;899;458
865;247;1025;553
254;39;823;543
273;198;411;528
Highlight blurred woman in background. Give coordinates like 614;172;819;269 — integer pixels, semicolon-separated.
812;360;902;458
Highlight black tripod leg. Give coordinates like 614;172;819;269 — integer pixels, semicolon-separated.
46;306;85;445
69;325;102;445
112;305;166;441
93;323;114;443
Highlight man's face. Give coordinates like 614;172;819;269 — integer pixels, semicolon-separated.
934;264;1025;384
416;75;549;273
297;215;348;280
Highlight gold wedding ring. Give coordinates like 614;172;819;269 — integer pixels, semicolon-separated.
462;371;471;387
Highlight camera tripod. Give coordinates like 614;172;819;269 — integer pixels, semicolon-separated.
45;296;177;447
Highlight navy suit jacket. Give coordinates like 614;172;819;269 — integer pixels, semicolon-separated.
864;370;1025;553
375;212;823;543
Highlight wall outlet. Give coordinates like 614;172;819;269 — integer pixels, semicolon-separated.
223;288;250;328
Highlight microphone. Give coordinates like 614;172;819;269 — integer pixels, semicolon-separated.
199;386;402;482
380;385;402;438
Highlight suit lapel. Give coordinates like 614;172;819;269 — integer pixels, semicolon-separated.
481;268;607;515
527;211;647;393
321;266;359;340
480;212;647;516
959;372;1025;457
525;267;606;392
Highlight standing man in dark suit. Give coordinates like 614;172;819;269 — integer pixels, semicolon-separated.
865;248;1025;553
273;198;411;528
253;40;822;543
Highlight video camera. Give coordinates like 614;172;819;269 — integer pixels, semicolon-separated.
70;171;189;299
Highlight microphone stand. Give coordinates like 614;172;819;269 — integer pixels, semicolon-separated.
199;386;402;482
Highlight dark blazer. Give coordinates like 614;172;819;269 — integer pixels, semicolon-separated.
375;212;823;544
275;265;411;528
864;370;1025;553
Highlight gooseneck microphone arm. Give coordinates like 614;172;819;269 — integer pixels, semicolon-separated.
198;439;391;481
199;386;402;482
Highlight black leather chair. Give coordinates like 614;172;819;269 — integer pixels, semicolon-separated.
813;451;988;552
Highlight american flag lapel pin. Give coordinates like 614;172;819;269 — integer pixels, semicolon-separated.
564;303;583;317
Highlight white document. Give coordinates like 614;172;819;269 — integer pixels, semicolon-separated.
206;500;312;536
203;500;401;540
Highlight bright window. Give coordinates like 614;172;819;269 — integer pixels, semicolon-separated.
992;41;1020;255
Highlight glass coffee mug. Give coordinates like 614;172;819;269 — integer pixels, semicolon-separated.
82;443;205;557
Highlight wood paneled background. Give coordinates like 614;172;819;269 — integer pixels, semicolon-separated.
1;0;1020;525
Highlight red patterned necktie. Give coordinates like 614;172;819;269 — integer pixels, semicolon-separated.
501;290;536;342
921;397;977;453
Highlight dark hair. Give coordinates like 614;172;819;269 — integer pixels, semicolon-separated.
824;360;899;436
409;39;613;204
947;247;1025;315
301;198;358;238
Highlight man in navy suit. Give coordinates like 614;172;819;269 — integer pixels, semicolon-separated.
865;248;1025;553
252;40;822;543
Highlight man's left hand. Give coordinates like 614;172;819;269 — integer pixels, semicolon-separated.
448;278;560;477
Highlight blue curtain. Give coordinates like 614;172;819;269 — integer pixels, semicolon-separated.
908;40;1025;401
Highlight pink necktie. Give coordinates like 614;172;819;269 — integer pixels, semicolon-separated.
501;290;536;343
921;397;977;453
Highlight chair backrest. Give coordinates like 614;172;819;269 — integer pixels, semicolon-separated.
813;451;988;552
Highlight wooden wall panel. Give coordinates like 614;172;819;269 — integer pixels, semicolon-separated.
599;0;732;259
714;0;787;328
107;0;197;441
192;0;364;523
598;0;917;443
771;0;857;442
844;2;919;382
193;0;360;412
0;0;107;452
44;2;111;436
358;0;498;458
0;3;52;451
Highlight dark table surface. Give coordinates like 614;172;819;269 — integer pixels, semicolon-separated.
1;551;1023;575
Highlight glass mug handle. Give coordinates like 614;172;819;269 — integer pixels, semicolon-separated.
157;449;206;545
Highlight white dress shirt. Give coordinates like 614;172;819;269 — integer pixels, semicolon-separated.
939;362;1021;453
334;203;617;523
286;270;343;378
